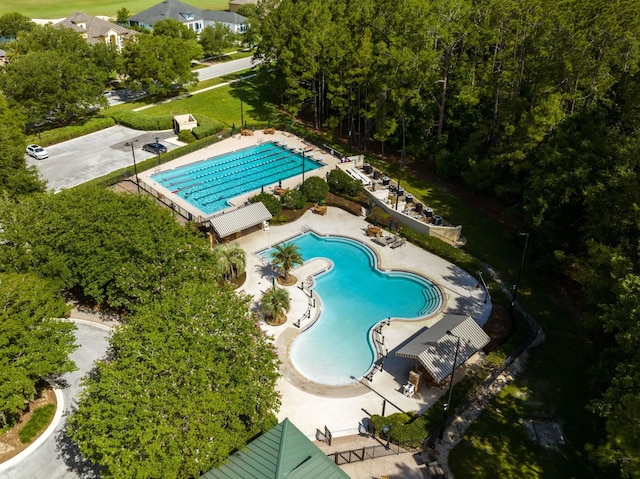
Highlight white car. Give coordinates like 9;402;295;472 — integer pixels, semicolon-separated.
26;144;49;160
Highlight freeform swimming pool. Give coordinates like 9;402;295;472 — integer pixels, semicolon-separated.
150;142;323;215
262;232;443;385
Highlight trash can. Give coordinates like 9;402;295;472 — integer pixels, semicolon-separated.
415;202;423;213
398;187;404;196
405;194;413;203
432;215;442;226
382;176;390;186
424;207;433;218
373;170;381;180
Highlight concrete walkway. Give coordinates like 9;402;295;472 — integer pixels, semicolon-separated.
232;206;491;477
0;320;110;479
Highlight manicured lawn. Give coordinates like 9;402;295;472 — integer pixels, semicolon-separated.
0;0;228;20
141;75;279;131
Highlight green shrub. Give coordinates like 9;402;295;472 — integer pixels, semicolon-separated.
250;193;282;216
27;116;116;147
302;176;329;202
282;189;306;209
178;129;196;143
18;403;56;444
327;168;362;196
192;114;224;139
110;110;173;130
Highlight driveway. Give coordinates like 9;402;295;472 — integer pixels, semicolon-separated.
0;320;110;479
26;126;177;192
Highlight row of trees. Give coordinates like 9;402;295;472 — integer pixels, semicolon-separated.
254;0;640;475
0;184;281;477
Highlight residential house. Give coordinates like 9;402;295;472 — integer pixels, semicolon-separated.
128;0;246;35
228;0;258;14
202;10;246;34
55;12;138;51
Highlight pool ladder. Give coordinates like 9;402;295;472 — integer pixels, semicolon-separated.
365;318;391;381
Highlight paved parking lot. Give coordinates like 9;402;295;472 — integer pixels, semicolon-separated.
26;126;179;192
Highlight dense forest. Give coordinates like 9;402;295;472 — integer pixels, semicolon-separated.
254;0;640;475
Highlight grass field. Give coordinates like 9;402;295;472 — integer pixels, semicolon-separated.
0;0;228;20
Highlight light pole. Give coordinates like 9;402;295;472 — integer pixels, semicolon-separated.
301;150;305;194
510;232;529;314
239;76;244;129
395;114;406;211
477;271;489;304
125;140;140;194
439;330;461;440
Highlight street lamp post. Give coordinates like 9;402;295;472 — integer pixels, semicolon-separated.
395;115;406;211
439;330;461;440
477;271;489;304
239;76;244;129
125;140;140;194
510;232;529;314
301;150;305;194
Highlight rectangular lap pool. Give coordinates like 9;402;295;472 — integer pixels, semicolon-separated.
150;141;324;215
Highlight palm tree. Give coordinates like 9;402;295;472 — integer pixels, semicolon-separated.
270;242;303;283
215;244;246;281
260;286;291;325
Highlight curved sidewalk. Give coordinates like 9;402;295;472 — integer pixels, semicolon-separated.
0;319;110;479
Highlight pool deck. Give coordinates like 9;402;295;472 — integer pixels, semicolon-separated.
233;204;491;449
138;130;343;221
139;131;491;477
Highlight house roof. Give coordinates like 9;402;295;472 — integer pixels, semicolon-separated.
395;314;490;383
202;10;247;25
55;12;138;44
207;202;272;238
129;0;204;25
199;418;349;479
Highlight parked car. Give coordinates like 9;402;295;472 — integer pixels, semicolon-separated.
142;142;167;155
26;144;49;160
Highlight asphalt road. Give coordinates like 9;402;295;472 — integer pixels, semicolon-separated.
29;56;259;192
1;321;110;479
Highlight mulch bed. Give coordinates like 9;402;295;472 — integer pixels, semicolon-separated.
0;388;57;464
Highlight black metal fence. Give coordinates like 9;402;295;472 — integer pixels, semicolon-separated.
330;444;401;465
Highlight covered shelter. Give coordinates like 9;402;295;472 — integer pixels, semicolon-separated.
173;114;198;134
396;314;490;384
199;418;349;479
207;202;272;241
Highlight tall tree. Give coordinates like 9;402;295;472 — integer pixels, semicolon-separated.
0;12;33;39
260;285;290;325
121;32;202;96
214;244;246;282
0;24;108;127
0;95;45;196
0;273;76;427
0;186;220;311
152;18;198;41
270;242;303;282
67;281;280;479
199;23;236;58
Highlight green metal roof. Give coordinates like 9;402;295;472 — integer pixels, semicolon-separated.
200;418;350;479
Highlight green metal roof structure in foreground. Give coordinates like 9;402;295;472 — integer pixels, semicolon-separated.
199;418;350;479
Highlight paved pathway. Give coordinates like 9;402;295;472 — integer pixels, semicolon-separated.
0;321;110;479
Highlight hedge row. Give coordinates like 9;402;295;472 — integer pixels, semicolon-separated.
109;110;173;131
192;114;224;139
30;116;116;147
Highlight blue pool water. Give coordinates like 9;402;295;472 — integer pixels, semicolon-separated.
150;142;323;215
262;232;443;385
